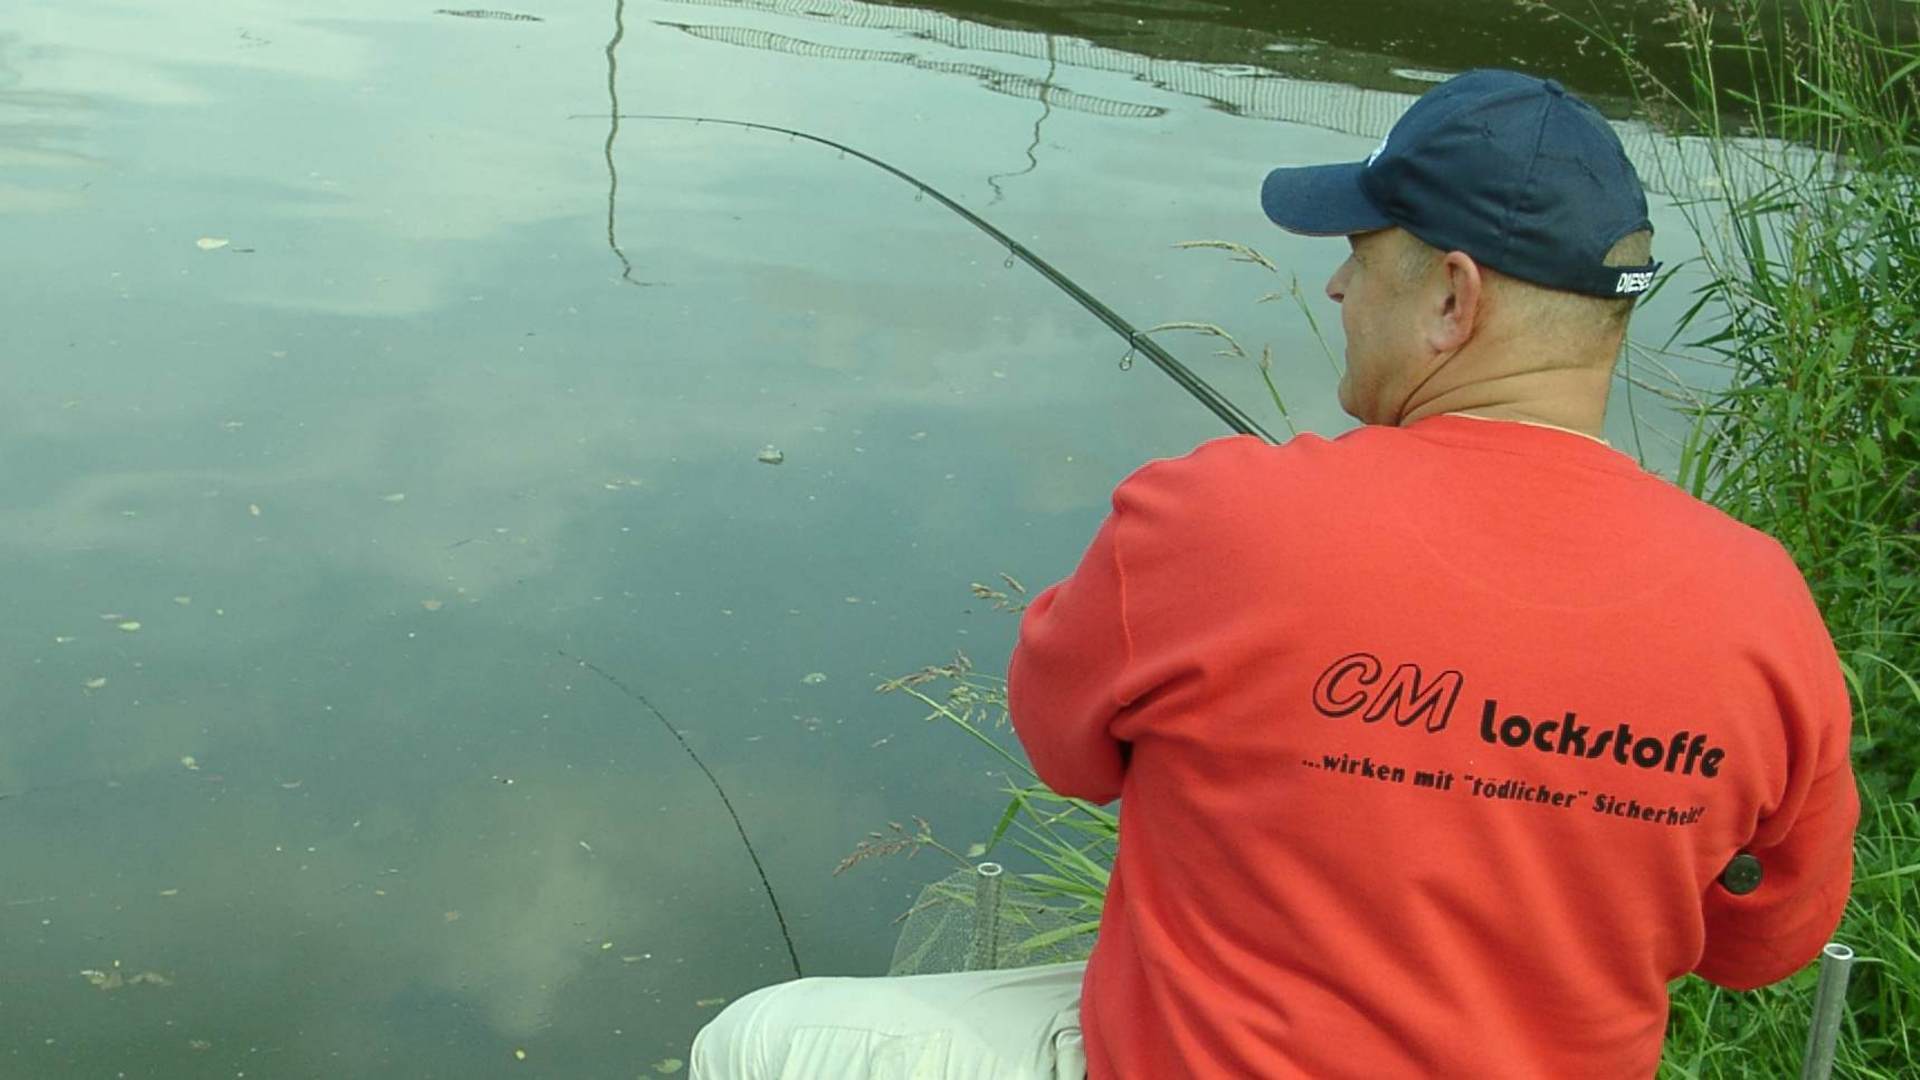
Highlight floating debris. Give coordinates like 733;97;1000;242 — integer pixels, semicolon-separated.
172;595;192;606
55;635;76;645
180;756;199;771
381;492;407;503
80;969;122;991
420;599;444;612
436;8;545;21
755;446;785;465
800;672;827;685
512;1048;528;1062
187;1039;211;1051
84;677;107;690
655;1059;685;1075
248;504;262;517
117;620;141;632
444;910;461;923
195;238;230;251
80;967;170;991
694;997;726;1008
159;888;180;897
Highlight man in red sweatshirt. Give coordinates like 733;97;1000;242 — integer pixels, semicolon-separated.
692;68;1858;1079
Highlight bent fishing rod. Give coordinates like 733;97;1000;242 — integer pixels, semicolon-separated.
570;111;1279;444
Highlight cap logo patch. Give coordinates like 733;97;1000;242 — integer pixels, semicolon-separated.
1614;270;1655;295
1367;135;1389;167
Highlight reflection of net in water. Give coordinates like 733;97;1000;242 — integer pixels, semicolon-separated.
662;0;1751;199
889;863;1096;976
667;23;1165;120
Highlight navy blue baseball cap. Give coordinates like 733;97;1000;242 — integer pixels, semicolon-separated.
1261;69;1660;298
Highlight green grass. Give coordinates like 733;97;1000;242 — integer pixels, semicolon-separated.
857;0;1918;1071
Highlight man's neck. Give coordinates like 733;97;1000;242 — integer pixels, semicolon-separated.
1399;370;1611;441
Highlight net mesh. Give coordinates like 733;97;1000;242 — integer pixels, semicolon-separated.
887;865;1096;976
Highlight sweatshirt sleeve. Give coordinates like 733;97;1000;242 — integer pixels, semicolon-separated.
1694;574;1861;990
1006;505;1134;804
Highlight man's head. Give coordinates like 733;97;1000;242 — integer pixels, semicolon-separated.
1261;70;1659;427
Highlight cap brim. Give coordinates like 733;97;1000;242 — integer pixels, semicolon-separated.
1261;162;1392;236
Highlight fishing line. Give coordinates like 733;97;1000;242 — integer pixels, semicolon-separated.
561;650;805;980
569;110;1279;443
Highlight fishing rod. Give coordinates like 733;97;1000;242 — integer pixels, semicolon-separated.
563;650;805;979
571;111;1279;444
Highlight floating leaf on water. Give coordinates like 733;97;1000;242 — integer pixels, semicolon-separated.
195;237;230;251
513;1048;527;1062
800;672;827;685
248;504;261;517
965;842;987;858
755;446;784;465
694;997;726;1008
117;620;141;632
159;888;180;897
421;599;443;612
172;595;192;606
84;677;107;690
279;780;303;790
444;910;461;923
600;941;613;950
381;492;407;503
180;755;199;770
654;1059;685;1075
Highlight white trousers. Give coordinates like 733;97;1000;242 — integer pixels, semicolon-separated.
689;961;1088;1080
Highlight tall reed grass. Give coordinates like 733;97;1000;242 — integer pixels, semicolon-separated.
864;0;1917;1072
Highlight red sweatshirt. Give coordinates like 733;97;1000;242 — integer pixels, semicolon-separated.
1007;416;1858;1079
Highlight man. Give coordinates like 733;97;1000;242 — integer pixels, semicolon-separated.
691;69;1858;1079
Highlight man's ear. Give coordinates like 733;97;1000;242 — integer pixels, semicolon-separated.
1429;251;1483;353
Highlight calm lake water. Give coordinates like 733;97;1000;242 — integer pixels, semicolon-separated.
2;1;1713;1075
